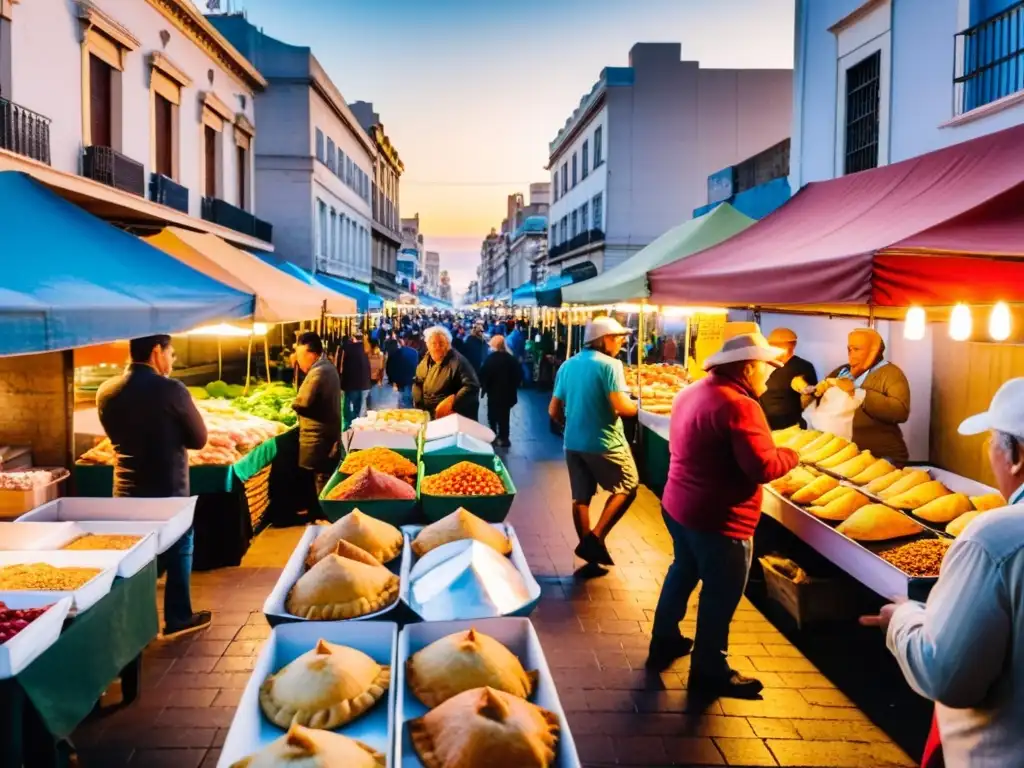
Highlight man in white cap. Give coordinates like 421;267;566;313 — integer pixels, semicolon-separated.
548;316;639;567
863;378;1024;767
647;329;799;698
760;327;818;430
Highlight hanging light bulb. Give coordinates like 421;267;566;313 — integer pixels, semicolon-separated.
904;306;926;341
989;301;1012;341
950;303;972;341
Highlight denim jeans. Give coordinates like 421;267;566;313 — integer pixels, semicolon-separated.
159;526;195;628
651;510;753;678
396;385;414;409
343;390;364;429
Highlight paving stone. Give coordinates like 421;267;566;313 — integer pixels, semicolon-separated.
128;748;208;767
611;735;669;765
200;749;222;768
661;736;727;765
800;688;856;707
793;720;893;742
767;738;916;766
747;717;802;739
749;656;820;673
714;736;779;765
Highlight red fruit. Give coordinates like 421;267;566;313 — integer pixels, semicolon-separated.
11;619;27;631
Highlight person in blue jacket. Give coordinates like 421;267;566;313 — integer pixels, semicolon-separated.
386;334;420;408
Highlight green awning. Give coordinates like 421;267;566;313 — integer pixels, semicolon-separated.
560;203;754;305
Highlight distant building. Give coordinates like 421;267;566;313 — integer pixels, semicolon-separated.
439;269;452;302
424;251;440;296
399;214;423;292
509;216;548;288
212;14;375;283
479;184;551;295
545;42;792;276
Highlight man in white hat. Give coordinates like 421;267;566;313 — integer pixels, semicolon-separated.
863;378;1024;767
548;315;639;567
647;329;799;698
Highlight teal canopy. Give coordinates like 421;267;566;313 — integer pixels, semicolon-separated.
256;255;380;313
0;172;253;355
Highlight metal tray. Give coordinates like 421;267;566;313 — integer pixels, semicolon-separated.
218;620;398;767
0;551;120;613
394;617;580;768
0;594;73;679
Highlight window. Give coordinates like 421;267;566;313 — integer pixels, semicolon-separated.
560;216;568;244
338;150;346;178
592;192;603;231
78;4;137;152
561;162;568;195
580;202;589;231
593;126;603;166
339;214;347;261
204;124;217;198
317;199;328;259
329;208;337;262
346;158;353;186
89;54;113;148
581;140;589;179
550;227;557;246
843;51;881;174
236;144;247;209
315;128;325;163
154;93;173;178
552;171;559;201
327;138;336;172
571;210;578;238
571;153;578;186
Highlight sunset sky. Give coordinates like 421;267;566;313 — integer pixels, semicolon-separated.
211;0;795;296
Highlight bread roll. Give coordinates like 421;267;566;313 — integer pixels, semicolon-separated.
885;480;950;510
970;493;1007;512
850;459;897;486
878;470;931;500
837;505;924;541
809;491;871;521
913;493;972;523
791;475;840;505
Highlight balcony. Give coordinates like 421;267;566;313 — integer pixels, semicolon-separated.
548;228;605;261
82;145;145;197
0;98;51;165
149;173;189;214
955;0;1024;116
201;196;273;243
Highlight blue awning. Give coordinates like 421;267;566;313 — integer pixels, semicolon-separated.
255;255;378;313
511;274;574;307
418;295;453;309
0;172;254;355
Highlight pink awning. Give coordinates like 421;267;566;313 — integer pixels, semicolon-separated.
648;123;1024;308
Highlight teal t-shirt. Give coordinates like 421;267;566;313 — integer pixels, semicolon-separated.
553;348;629;453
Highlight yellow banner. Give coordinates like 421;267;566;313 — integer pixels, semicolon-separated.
686;312;727;379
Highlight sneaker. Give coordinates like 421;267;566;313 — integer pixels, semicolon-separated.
162;610;213;639
573;533;604;564
592;537;615;567
645;636;694;671
688;669;764;699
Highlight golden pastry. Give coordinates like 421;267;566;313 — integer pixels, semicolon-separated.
913;493;972;523
259;639;389;731
407;628;537;708
411;508;512;558
230;723;385;768
286;553;399;620
307;510;402;566
812;486;855;506
801;437;850;465
837;504;924;541
783;430;822;451
971;493;1007;512
831;452;878;480
850;459;898;486
327;539;382;568
808;491;871;521
815;444;859;469
865;469;906;494
885;481;951;510
790;475;840;505
878;470;931;500
410;686;559;768
797;432;834;456
771;425;802;446
769;466;820;497
947;510;984;537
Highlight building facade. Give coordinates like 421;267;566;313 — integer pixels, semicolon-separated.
423;251;440;296
350;100;403;300
546;43;791;276
508;216;549;288
212;14;374;283
399;214;423;292
0;0;271;249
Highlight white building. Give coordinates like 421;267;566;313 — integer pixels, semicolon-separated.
399;214;423;291
508;216;548;289
423;251;440;296
0;0;270;250
212;14;374;284
546;43;791;275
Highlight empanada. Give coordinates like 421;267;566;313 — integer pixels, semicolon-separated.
772;425;802;447
412;508;513;558
837;504;924;541
971;493;1007;512
287;553;399;620
259;639;389;731
865;469;906;494
812;486;856;507
769;466;819;497
784;430;823;451
801;437;850;465
409;687;560;768
885;481;950;510
878;470;931;500
230;723;385;768
790;475;840;505
850;459;897;486
947;510;984;537
797;432;835;456
809;491;871;521
815;443;859;469
913;493;972;523
407;628;537;708
832;452;879;480
308;510;403;566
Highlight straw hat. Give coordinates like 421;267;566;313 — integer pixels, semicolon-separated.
703;332;787;371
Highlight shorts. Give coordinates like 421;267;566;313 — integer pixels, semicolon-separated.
565;447;639;501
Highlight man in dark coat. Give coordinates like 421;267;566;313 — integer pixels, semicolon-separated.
293;331;342;496
480;335;521;446
338;332;371;429
386;335;420;408
461;322;488;373
97;334;211;637
760;327;818;430
414;325;481;420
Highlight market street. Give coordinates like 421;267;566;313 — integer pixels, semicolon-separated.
72;390;915;768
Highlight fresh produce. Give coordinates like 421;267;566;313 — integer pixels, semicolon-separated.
230;383;298;427
422;461;506;497
339;447;417;482
0;601;51;644
624;364;688;415
326;467;417;501
62;534;142;551
0;563;101;590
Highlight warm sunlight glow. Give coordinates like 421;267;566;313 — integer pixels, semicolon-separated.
904;306;926;341
950;304;972;342
989;302;1011;341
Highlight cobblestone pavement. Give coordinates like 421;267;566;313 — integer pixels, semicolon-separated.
73;389;916;767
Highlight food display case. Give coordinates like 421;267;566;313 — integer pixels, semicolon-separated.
418;457;517;523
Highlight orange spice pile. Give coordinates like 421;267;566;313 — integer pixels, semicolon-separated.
422;461;506;497
339;446;417;482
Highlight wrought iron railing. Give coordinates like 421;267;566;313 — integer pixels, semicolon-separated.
954;0;1024;115
547;228;604;260
201;196;273;242
149;173;189;214
82;146;145;196
0;98;51;165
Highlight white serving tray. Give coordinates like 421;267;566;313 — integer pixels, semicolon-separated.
399;523;541;620
0;551;120;613
218;620;398;768
263;525;403;625
17;496;196;554
0;522;79;551
0;593;73;679
424;415;495;444
348;429;419;452
395;617;580;768
0;521;157;578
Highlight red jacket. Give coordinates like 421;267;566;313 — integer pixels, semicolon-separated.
662;371;799;539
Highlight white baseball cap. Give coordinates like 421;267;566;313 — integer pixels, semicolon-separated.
959;378;1024;439
703;332;787;371
584;316;632;345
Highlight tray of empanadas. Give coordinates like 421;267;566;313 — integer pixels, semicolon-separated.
218;620;397;767
263;511;406;626
394;617;580;768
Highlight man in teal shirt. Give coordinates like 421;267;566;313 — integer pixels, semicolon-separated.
549;316;639;567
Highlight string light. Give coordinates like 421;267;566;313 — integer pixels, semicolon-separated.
904;306;926;341
989;302;1011;341
949;303;972;341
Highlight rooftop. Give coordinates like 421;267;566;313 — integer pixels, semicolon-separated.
548;67;634;161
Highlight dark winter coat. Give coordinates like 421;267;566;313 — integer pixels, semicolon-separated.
480;350;521;411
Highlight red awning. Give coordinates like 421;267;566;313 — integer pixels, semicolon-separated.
648;123;1024;308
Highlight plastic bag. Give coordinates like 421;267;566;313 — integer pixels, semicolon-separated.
802;386;866;442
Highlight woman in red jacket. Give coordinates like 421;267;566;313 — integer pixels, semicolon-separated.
646;330;799;699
